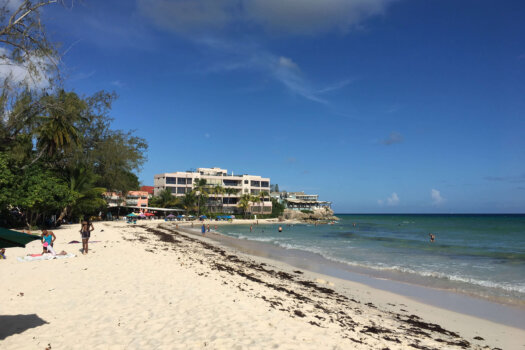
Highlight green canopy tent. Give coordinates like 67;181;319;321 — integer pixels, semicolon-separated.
0;227;41;249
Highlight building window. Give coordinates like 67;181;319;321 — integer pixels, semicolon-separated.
177;178;186;184
261;181;269;188
166;177;176;184
177;187;186;194
244;180;249;184
251;181;260;187
169;187;177;193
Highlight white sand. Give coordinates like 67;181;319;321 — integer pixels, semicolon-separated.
1;220;524;349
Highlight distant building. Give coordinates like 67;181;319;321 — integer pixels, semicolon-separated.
140;186;154;199
154;167;272;214
103;192;124;207
271;191;331;211
126;191;149;208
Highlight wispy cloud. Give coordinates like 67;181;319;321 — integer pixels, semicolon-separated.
485;174;525;183
431;189;445;205
110;80;125;88
378;192;399;206
197;38;336;104
69;70;96;81
380;131;404;145
137;0;395;36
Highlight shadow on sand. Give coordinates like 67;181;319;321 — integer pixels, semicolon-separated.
0;314;48;340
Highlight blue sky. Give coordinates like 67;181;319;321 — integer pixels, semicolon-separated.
39;0;524;213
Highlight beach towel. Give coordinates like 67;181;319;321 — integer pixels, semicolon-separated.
17;253;76;262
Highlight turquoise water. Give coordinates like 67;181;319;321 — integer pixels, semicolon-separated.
216;214;525;304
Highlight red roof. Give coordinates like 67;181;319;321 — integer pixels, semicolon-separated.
140;186;154;194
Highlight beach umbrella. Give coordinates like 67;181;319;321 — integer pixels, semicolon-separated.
0;227;41;249
139;213;146;217
126;213;138;217
144;213;154;217
167;214;175;218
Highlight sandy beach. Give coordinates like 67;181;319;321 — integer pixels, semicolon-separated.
1;220;524;349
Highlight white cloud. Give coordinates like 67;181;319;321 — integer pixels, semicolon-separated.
431;189;445;205
387;192;400;206
0;48;51;90
137;0;395;36
378;192;399;206
5;0;23;12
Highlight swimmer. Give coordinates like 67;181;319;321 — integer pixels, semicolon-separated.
250;225;253;232
429;233;435;243
278;226;283;232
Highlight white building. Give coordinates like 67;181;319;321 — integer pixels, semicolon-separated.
271;191;331;211
154;167;272;214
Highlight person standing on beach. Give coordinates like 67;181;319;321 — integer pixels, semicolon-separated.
201;224;206;234
207;224;210;232
80;220;94;255
41;229;56;254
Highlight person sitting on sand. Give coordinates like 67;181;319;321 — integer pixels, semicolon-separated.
429;233;435;243
37;243;69;257
0;248;6;259
41;229;56;254
80;219;94;255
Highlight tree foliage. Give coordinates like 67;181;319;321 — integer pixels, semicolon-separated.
0;2;148;227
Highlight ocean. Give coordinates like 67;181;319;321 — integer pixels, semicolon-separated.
216;214;525;306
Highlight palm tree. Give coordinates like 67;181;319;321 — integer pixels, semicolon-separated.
251;195;261;215
182;191;197;215
58;166;106;221
213;185;225;213
238;194;252;218
259;191;269;215
193;179;208;216
36;91;87;159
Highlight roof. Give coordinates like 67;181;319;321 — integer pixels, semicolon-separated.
285;199;331;204
140;186;154;194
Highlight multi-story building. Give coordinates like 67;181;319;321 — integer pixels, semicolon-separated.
125;191;149;208
154;167;272;214
271;191;331;211
140;186;154;199
103;192;124;207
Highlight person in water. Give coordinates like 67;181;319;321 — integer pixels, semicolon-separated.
41;229;56;254
80;220;94;255
429;233;435;243
278;226;282;232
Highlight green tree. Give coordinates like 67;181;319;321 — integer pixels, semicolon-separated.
35;90;86;160
193;179;208;216
57;166;106;221
259;190;269;214
14;164;75;228
181;190;197;214
238;194;253;218
150;189;178;208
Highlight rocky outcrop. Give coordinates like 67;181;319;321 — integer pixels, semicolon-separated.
281;208;339;223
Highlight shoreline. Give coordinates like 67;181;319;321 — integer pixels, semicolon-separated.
1;221;524;349
190;224;525;329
